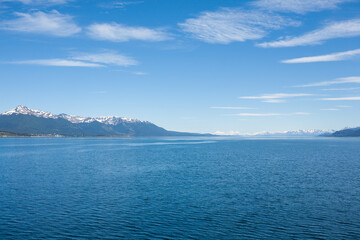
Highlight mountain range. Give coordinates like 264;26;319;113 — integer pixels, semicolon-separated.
235;129;360;137
239;129;335;137
1;106;359;137
0;106;205;137
331;127;360;137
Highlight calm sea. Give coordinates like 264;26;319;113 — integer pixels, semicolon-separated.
0;137;360;239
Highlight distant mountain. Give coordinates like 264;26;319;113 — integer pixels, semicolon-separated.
215;129;335;137
0;106;205;137
331;127;360;137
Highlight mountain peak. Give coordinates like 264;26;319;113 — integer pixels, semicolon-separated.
12;105;33;114
15;105;30;111
1;106;146;125
1;105;59;119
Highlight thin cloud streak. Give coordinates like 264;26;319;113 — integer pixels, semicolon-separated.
179;8;300;44
235;113;281;117
0;10;81;36
9;51;138;68
239;93;313;102
262;99;286;103
337;105;352;108
321;108;340;111
282;49;360;63
100;1;143;9
252;0;352;14
72;52;137;67
211;107;256;110
239;93;313;99
0;0;68;5
294;76;360;87
258;19;360;48
132;71;148;75
233;112;310;117
11;59;104;67
322;96;360;101
87;23;170;42
322;87;360;91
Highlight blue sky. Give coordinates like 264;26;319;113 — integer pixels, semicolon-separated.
1;0;360;134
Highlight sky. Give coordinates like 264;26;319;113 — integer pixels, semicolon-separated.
0;0;360;134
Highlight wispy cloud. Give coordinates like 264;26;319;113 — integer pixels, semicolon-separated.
321;108;340;111
72;52;137;67
132;71;147;75
239;93;313;102
337;105;352;108
179;8;300;44
210;107;256;110
252;0;352;14
9;51;138;67
322;96;360;101
0;10;80;36
0;0;68;5
294;76;360;87
11;59;103;67
87;23;170;42
100;1;143;9
235;113;282;117
322;87;360;91
283;49;360;63
258;19;360;48
233;112;310;117
262;99;285;103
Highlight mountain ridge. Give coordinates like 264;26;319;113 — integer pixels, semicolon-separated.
1;106;147;124
0;106;207;137
331;127;360;137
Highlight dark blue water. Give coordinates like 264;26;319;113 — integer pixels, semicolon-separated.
0;137;360;239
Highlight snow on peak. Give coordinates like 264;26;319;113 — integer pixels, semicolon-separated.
57;114;96;124
95;116;144;125
1;106;147;125
1;105;58;119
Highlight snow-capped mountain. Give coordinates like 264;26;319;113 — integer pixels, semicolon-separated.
94;116;144;125
250;129;335;137
2;106;146;125
2;105;59;119
57;113;95;124
0;106;200;137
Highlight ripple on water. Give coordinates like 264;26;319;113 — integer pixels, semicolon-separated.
0;137;360;239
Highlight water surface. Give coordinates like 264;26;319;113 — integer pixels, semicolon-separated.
0;137;360;239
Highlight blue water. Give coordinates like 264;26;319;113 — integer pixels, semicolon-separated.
0;137;360;239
